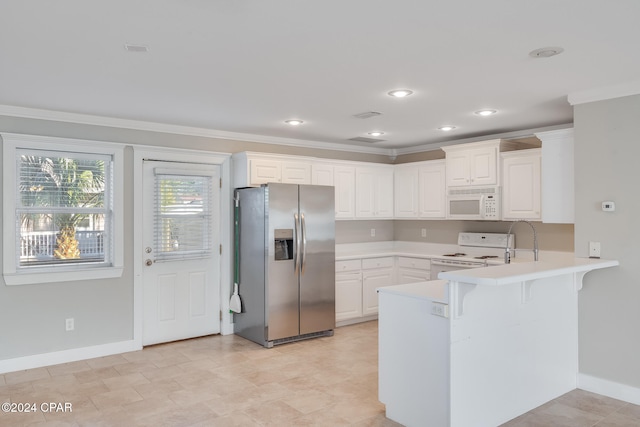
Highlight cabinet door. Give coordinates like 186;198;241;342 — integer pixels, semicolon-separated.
362;267;395;316
250;159;281;185
336;272;362;322
355;167;376;218
419;161;446;218
312;163;334;186
395;166;420;218
469;147;498;186
281;161;311;184
397;268;431;284
375;168;395;218
502;151;541;220
445;151;471;186
334;166;355;219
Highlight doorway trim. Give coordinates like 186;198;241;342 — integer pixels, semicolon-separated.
133;146;232;349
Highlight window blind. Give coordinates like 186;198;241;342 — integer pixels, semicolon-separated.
153;173;213;261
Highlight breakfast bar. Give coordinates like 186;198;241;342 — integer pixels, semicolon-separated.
377;258;619;427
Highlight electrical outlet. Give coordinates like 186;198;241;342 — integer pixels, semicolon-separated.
589;241;601;258
421;228;427;238
370;228;376;237
65;318;74;331
431;302;449;318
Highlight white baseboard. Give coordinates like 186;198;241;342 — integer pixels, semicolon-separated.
578;373;640;405
0;340;141;375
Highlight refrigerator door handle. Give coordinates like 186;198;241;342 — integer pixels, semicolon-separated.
301;212;307;275
294;213;301;275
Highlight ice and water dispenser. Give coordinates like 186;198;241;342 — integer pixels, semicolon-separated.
274;229;294;261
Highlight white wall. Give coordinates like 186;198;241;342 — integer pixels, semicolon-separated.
574;94;640;388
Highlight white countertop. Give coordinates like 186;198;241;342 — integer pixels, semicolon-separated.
336;241;574;264
439;257;619;285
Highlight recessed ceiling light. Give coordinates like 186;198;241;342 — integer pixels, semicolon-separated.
529;46;564;58
285;119;304;126
474;109;497;116
438;126;456;132
388;89;413;98
368;131;385;137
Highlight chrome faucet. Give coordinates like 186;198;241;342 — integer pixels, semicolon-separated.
505;219;539;264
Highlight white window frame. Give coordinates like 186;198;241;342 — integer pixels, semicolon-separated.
2;133;124;285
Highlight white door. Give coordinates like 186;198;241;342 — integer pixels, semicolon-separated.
142;160;221;345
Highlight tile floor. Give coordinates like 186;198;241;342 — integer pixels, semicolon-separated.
0;320;638;426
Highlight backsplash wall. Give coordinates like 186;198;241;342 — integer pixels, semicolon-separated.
337;220;574;252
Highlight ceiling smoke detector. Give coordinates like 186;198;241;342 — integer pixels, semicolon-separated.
529;46;564;58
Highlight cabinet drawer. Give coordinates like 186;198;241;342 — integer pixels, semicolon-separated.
362;257;394;270
397;257;431;270
336;259;361;272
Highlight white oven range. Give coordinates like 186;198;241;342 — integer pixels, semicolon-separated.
429;232;514;281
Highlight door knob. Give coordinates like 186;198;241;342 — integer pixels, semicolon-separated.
145;259;153;266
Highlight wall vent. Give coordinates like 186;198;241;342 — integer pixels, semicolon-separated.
124;44;149;53
348;137;385;143
353;111;382;119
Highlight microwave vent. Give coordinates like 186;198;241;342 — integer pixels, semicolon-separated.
448;187;499;195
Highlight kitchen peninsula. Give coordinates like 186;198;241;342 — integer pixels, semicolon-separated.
377;257;619;427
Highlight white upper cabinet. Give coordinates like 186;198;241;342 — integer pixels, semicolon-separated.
311;163;334;186
234;152;311;187
501;149;541;220
249;158;281;185
394;164;420;218
356;166;394;219
334;166;356;219
418;160;446;218
442;140;501;187
395;160;446;219
536;128;574;224
281;161;311;184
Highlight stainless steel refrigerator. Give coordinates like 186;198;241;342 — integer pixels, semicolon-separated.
233;183;335;348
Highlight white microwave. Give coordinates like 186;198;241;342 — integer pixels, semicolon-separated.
447;186;501;220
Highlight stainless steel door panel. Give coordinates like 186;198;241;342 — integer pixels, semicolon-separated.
298;185;336;335
266;184;300;341
234;187;267;345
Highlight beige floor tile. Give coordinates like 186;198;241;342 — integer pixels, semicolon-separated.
4;367;50;385
617;402;640;418
0;408;47;426
596;410;640;426
244;399;304;426
555;389;627;417
102;372;151;391
2;320;640;426
89;386;144;411
47;361;93;377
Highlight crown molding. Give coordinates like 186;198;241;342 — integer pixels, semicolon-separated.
568;79;640;106
393;123;573;156
0;105;392;156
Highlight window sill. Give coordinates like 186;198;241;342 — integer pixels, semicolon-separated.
3;267;124;286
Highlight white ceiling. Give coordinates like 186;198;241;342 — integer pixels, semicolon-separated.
1;1;639;153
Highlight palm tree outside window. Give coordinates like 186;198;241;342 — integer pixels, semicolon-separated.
17;149;113;268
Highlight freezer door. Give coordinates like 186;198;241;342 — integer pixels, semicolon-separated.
265;184;301;341
299;185;336;334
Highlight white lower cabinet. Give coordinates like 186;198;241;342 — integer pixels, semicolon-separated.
336;255;431;324
335;259;362;322
362;258;395;316
397;257;431;284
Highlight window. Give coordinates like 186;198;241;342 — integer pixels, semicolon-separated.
154;171;214;261
3;133;124;285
